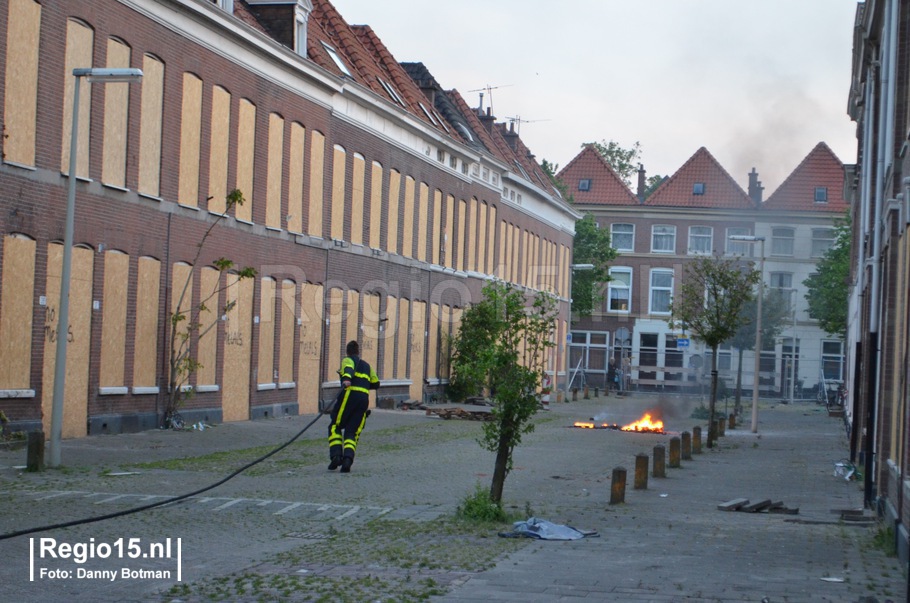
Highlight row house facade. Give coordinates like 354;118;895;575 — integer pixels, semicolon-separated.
558;143;850;404
848;0;910;565
0;0;579;437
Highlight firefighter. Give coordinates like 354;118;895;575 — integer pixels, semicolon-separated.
328;340;379;473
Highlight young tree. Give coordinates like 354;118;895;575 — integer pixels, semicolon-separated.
727;288;791;414
571;214;617;318
803;214;851;339
668;255;759;447
584;139;664;196
166;189;256;428
447;281;558;504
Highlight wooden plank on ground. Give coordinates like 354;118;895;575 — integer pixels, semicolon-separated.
717;498;749;511
741;499;773;513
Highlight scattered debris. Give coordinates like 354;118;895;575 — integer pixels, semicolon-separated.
819;576;844;583
398;401;426;411
499;517;598;540
718;498;799;515
425;407;494;421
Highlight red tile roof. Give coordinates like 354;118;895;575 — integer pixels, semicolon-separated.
763;143;849;213
645;147;755;209
555;145;639;206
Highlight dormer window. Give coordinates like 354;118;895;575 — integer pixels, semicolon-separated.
814;187;828;203
215;0;233;14
693;182;705;195
322;42;352;77
377;77;404;106
578;178;591;191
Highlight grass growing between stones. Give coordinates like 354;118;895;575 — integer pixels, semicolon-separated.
162;517;528;602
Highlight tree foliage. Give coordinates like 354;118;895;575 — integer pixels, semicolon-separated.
668;254;759;447
803;214;851;338
570;214;617;318
166;189;256;428
584;139;664;196
447;281;558;504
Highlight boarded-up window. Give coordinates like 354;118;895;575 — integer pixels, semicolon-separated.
361;292;381;383
387;170;401;254
222;274;253;422
487;205;497;275
383;296;398;379
257;277;276;387
351;154;365;246
396;298;409;379
278;280;295;385
298;282;323;414
133;257;160;389
330;145;346;241
0;235;36;389
478;202;488;274
466;198;477;271
444;195;454;268
402;176;415;258
417;184;428;262
178;73;202;207
431;189;442;265
138;54;164;198
369;162;383;249
287;122;305;233
345;290;359;364
235;98;256;222
99;251;129;388
3;0;41;166
456;200;466;271
100;38;132;188
265;113;284;230
326;288;344;380
307;130;325;237
60;19;94;176
207;85;231;213
426;303;440;381
196;267;219;387
170;263;193;386
408;301;426;402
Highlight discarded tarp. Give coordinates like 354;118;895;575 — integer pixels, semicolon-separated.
498;517;598;540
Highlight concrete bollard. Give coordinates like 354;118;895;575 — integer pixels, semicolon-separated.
728;412;736;430
572;388;578;402
26;431;44;472
669;436;681;468
583;385;590;400
681;431;692;460
652;445;666;478
634;454;649;490
693;426;703;454
610;467;627;505
718;417;726;437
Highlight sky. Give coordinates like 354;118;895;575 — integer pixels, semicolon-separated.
331;0;860;196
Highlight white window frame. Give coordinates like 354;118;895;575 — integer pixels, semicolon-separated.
726;227;752;255
611;223;634;251
649;268;674;314
771;227;795;256
811;228;835;258
651;225;676;253
607;267;632;313
688;225;713;255
322;42;353;77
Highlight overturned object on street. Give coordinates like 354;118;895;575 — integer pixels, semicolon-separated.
499;517;598;540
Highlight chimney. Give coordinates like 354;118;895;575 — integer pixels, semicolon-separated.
479;106;496;133
748;167;764;205
503;121;519;151
637;164;646;201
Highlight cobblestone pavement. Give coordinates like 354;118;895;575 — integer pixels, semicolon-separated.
0;393;905;602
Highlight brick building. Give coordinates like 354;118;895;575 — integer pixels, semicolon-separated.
0;0;578;436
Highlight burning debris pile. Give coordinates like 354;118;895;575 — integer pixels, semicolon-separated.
572;412;666;434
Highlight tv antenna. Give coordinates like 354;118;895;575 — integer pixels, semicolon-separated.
467;83;512;114
505;115;551;135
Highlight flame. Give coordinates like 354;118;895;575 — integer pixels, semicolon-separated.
621;413;664;433
574;421;595;429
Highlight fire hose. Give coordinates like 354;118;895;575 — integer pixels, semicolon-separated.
0;406;331;541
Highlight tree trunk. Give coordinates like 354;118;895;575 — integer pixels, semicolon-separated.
734;348;744;416
489;432;510;504
707;345;719;448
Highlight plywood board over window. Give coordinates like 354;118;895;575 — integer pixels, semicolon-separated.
235;98;256;222
138;54;164;198
387;170;401;255
196;267;219;388
383;296;399;378
330;145;346;241
396;298;409;380
466;198;477;271
222;274;252;421
369;162;383;249
287;122;306;234
326;288;344;380
0;235;36;390
456;199;466;272
170;262;193;388
60;19;94;177
3;0;41;167
402;176;415;258
132;257;160;390
278;280;296;386
431;189;442;265
257;277;276;387
297;282;323;413
345;290;359;360
101;38;132;189
361;292;381;387
487;206;497;275
178;73;202;207
426;303;441;382
207;85;231;214
265;113;285;230
408;300;426;402
350;154;365;246
417;183;429;262
42;244;93;439
444;194;454;268
99;251;130;389
308;130;325;237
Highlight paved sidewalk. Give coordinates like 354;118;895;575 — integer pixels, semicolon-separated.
0;394;905;602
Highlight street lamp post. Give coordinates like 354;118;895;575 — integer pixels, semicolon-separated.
729;235;765;433
49;67;143;467
563;263;594;402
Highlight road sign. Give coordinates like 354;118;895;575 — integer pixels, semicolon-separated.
677;338;690;348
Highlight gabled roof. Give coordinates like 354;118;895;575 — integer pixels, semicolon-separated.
555;145;639;206
763;143;849;213
645;147;754;209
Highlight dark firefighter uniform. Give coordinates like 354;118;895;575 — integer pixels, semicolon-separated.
328;341;379;472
